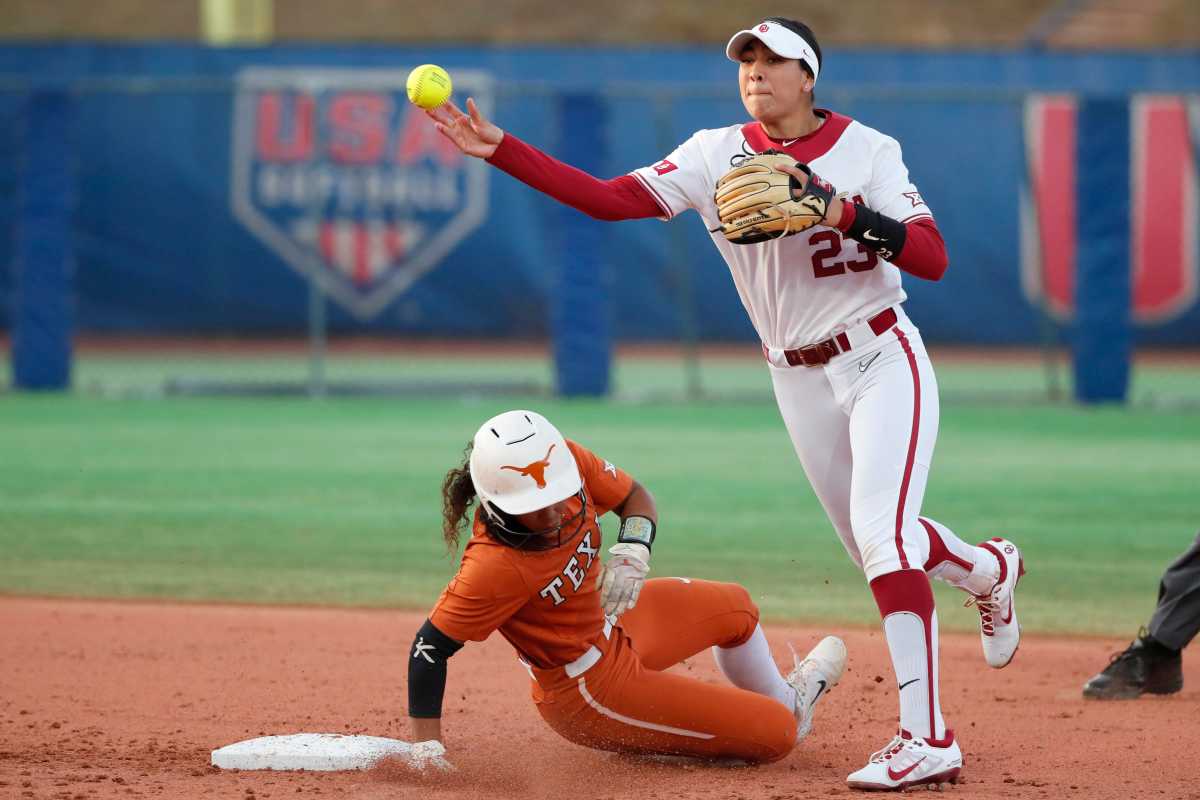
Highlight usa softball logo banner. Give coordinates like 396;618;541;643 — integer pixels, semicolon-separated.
1021;94;1198;324
231;67;492;319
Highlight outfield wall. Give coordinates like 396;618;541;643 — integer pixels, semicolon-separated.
0;44;1197;347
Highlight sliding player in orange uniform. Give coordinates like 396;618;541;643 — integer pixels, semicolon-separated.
407;409;847;764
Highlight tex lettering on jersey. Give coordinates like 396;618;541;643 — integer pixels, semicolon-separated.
538;529;600;606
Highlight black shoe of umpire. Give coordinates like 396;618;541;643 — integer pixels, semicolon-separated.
1082;628;1183;700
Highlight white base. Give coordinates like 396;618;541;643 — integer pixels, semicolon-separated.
210;733;450;772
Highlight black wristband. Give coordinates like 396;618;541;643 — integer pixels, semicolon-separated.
617;515;656;551
408;618;463;719
844;203;907;261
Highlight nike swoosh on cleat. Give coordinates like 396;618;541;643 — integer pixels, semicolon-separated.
898;678;920;690
887;756;927;781
809;679;828;707
1001;600;1014;625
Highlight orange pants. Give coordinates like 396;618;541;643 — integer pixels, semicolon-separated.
529;578;798;763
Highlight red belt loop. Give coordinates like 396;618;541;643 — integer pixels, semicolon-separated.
868;307;898;336
766;306;898;368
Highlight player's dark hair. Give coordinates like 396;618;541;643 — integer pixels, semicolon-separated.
762;17;822;81
440;441;477;551
440;442;570;552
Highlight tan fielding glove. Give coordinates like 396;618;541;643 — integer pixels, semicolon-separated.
713;151;836;244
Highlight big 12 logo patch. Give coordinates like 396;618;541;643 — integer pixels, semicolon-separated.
231;67;493;319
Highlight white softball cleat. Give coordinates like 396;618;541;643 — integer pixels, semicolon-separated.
846;728;962;791
967;537;1026;668
786;635;847;741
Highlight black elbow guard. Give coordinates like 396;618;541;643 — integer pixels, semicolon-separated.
844;203;907;262
408;618;463;719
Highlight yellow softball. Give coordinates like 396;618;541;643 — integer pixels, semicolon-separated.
406;64;452;110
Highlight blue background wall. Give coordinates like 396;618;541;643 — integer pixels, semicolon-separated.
1;44;1197;346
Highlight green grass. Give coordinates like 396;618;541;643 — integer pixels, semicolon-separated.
2;353;1199;637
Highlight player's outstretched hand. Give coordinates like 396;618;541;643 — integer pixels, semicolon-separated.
599;543;650;616
427;97;502;159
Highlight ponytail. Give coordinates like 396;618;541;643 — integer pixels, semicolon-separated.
440;442;477;551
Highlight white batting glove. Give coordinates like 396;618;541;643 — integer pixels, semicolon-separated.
599;542;650;616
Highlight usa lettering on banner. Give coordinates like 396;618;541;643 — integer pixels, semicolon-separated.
231;67;494;319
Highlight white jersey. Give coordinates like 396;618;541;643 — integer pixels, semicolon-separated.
630;111;933;349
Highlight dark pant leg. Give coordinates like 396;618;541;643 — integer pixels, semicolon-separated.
1147;530;1200;651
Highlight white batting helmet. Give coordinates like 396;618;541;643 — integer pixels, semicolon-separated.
469;409;582;522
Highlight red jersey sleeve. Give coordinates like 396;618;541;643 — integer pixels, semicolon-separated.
565;440;634;517
428;537;530;643
485;133;663;221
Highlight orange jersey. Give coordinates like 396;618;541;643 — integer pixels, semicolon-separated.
429;440;634;669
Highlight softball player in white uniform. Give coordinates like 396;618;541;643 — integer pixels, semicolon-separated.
428;16;1025;791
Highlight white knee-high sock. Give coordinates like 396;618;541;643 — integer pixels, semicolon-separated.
871;569;947;742
712;624;797;709
918;516;1001;596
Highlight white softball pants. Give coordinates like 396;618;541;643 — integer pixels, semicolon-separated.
768;305;945;583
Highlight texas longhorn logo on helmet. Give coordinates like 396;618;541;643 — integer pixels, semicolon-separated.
230;67;493;320
501;444;556;489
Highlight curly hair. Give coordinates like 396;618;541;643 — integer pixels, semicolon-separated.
440;441;477;551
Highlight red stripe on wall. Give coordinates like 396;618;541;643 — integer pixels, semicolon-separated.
353;224;370;286
1132;96;1198;322
893;327;921;571
1028;97;1077;317
319;222;335;268
386;225;403;261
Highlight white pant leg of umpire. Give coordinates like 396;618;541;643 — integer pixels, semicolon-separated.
768;361;862;569
841;327;941;582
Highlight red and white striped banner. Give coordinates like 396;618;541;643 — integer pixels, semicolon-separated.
1022;94;1198;324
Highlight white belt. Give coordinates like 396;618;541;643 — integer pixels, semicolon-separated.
563;617;613;679
519;617;615;682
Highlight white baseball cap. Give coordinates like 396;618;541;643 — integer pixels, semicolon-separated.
726;20;821;83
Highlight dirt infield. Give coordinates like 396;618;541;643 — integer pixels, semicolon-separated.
2;597;1196;800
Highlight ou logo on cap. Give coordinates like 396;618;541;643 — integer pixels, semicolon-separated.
758;24;769;32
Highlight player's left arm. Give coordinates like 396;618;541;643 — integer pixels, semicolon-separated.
772;160;950;280
567;441;657;616
847;135;948;280
599;480;657;616
611;480;658;528
611;479;659;555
